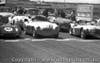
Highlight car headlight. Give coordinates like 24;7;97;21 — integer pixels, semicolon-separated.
90;28;96;33
37;26;41;30
15;28;19;31
4;27;13;31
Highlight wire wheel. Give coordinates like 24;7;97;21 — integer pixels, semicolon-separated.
32;30;38;38
54;33;59;38
32;30;35;37
69;28;73;35
81;29;86;39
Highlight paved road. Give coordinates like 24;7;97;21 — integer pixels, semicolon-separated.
0;32;100;63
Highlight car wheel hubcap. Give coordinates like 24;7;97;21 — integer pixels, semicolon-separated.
81;31;84;38
69;29;72;34
32;30;35;37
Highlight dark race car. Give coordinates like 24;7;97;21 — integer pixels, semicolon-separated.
0;24;22;38
54;17;72;31
0;12;22;38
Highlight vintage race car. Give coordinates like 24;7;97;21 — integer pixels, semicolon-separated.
0;12;22;38
69;21;100;39
54;17;72;31
24;15;60;38
0;24;22;38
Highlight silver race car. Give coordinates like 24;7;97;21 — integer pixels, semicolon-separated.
24;15;60;38
69;21;100;39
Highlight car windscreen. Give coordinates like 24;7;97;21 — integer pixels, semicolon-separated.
26;9;39;15
76;21;88;25
34;15;47;21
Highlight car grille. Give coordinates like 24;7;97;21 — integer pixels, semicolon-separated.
43;28;53;31
61;23;70;26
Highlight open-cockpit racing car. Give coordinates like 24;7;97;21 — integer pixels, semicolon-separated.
24;15;60;38
0;12;22;38
69;20;100;39
48;16;71;31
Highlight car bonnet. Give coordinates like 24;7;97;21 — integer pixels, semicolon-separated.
29;21;58;29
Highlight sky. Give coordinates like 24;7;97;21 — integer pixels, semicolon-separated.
30;0;100;4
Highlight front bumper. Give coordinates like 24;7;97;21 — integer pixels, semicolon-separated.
35;29;59;36
90;33;100;38
87;29;100;38
0;31;22;37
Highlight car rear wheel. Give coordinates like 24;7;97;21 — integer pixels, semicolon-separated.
32;30;38;38
81;29;87;39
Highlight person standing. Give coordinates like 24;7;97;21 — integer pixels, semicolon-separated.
42;9;48;19
60;10;66;18
70;10;76;21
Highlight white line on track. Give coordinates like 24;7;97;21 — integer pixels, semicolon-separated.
4;40;20;42
71;62;93;63
3;38;99;43
24;38;31;40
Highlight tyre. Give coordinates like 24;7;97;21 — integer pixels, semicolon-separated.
54;33;59;38
32;30;38;38
16;35;20;38
24;31;28;35
69;28;73;35
80;29;87;39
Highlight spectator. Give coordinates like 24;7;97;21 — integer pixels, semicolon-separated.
60;10;66;18
70;10;76;21
42;9;48;19
17;7;24;15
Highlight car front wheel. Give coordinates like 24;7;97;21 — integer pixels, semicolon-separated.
54;33;59;38
80;29;87;39
69;28;73;35
16;35;20;38
24;31;28;35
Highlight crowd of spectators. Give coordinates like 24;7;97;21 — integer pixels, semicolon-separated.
0;6;77;23
12;7;27;15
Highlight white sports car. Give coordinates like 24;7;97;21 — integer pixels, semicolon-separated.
24;15;60;38
69;21;100;39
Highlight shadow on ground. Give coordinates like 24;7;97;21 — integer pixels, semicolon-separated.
0;36;24;40
74;35;100;40
34;36;63;39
